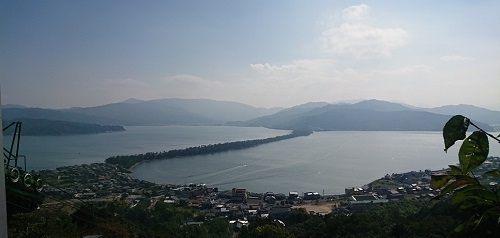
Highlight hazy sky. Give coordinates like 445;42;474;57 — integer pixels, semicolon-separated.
1;1;499;110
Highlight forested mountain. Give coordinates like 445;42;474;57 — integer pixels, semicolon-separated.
65;102;216;126
66;98;283;125
2;98;283;126
426;104;500;125
244;102;329;128
2;104;27;109
2;107;121;125
2;119;125;136
147;98;283;122
332;99;415;112
2;99;498;131
243;100;495;131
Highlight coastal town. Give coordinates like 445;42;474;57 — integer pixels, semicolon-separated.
35;156;500;229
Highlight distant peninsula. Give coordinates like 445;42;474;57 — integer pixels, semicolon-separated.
106;130;312;169
2;118;125;136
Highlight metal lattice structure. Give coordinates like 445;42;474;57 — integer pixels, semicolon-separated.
3;121;45;217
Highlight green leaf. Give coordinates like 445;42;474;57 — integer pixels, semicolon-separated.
451;184;485;205
443;115;469;152
452;189;470;205
459;131;489;173
454;222;466;232
484;169;500;177
474;209;500;229
474;189;498;203
455;174;480;184
459;200;477;210
447;165;464;175
439;179;468;196
430;174;452;189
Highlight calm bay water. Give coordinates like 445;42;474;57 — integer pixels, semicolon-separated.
6;126;288;171
134;130;500;195
8;126;500;195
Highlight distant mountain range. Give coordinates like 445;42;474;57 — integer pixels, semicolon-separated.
2;98;499;133
426;104;500;125
241;99;498;131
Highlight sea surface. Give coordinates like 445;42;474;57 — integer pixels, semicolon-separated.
5;126;288;171
6;126;500;195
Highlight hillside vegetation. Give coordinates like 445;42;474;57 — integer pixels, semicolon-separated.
3;99;498;132
2;119;125;136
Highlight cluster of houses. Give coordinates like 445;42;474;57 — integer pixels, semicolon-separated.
38;163;307;228
37;157;500;228
341;169;443;212
152;186;320;228
475;156;500;186
39;163;155;200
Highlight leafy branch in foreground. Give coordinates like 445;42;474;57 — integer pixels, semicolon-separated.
431;115;500;235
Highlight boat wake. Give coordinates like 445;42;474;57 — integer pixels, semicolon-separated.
183;164;248;180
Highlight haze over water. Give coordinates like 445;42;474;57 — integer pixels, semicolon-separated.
10;126;288;171
10;126;499;195
134;130;500;195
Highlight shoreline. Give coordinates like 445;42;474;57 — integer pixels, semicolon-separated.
35;156;500;204
128;160;145;171
105;130;313;170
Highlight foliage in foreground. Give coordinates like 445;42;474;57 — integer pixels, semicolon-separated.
431;115;500;235
238;200;462;238
8;198;468;237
